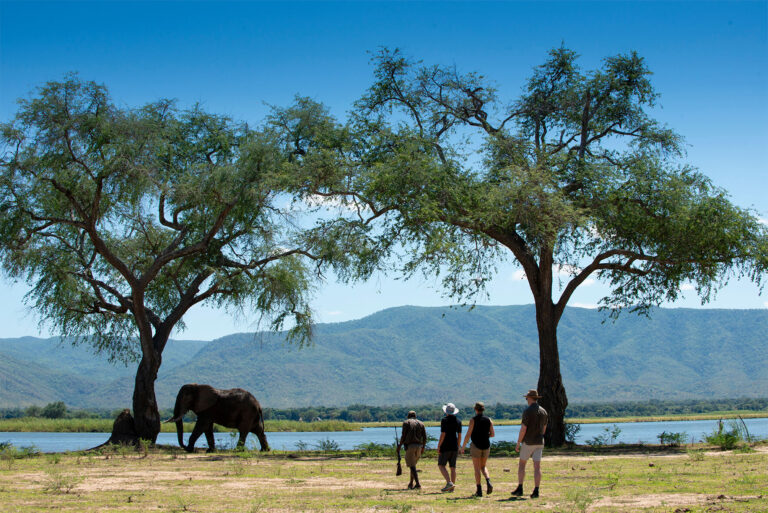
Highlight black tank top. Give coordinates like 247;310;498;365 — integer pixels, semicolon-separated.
470;414;491;449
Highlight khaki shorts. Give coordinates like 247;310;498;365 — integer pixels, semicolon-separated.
470;443;490;459
519;443;544;462
405;444;422;467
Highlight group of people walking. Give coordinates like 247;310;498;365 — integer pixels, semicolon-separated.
397;388;548;498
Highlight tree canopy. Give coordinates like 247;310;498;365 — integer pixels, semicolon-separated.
289;47;768;445
0;76;376;440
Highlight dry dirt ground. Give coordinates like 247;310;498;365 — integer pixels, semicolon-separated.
0;445;766;512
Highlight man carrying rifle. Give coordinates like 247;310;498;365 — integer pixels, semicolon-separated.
397;410;427;490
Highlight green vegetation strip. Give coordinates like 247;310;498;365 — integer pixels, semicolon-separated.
0;418;362;433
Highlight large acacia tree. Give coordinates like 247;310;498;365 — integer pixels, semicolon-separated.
0;77;373;441
294;48;768;446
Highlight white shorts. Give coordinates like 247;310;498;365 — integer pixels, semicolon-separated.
519;443;544;462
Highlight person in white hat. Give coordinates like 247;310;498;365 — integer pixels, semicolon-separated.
437;403;462;492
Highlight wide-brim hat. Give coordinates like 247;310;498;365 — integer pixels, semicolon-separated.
442;403;459;415
524;389;542;399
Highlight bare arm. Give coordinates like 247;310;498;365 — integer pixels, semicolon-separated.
437;432;445;452
460;418;475;454
489;419;495;438
516;424;527;451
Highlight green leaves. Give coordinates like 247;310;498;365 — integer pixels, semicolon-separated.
317;46;768;316
0;76;378;360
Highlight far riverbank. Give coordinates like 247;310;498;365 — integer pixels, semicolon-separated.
0;410;766;433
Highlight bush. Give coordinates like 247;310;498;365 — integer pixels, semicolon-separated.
704;419;743;450
657;431;688;446
354;441;396;457
313;438;340;451
586;424;622;447
565;422;581;444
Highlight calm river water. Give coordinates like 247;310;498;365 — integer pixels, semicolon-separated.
2;417;767;453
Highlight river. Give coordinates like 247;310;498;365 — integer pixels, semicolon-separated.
2;417;766;453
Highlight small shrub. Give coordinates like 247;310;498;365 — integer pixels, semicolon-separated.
565;488;595;513
565;422;582;444
687;448;705;461
354;441;396;457
294;440;309;451
658;431;688;446
138;438;152;458
705;420;742;450
602;470;620;490
586;424;621;447
46;453;62;465
313;438;340;452
42;469;81;494
490;440;517;456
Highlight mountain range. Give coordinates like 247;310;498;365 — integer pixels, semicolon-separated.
1;305;766;409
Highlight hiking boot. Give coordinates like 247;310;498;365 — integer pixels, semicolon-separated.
530;487;539;499
407;483;414;490
413;484;421;490
441;483;455;492
511;485;523;496
486;482;493;495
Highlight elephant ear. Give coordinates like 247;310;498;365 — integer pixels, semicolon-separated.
193;386;218;412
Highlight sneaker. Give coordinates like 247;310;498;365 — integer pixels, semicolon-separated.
441;483;455;492
511;485;523;497
530;488;539;499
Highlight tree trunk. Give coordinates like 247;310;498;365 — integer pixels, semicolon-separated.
132;348;162;442
534;301;568;447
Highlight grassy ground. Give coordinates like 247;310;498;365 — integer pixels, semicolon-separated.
0;442;765;512
1;411;765;432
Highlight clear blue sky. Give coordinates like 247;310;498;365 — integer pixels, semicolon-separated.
1;1;766;340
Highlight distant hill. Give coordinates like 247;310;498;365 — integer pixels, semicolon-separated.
1;306;766;409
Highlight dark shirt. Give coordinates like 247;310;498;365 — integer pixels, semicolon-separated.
470;414;492;450
521;402;548;445
439;415;462;452
400;418;427;446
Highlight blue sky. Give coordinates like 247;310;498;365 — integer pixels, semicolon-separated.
1;1;766;340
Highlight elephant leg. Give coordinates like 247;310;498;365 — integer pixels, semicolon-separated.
204;425;216;453
237;430;248;449
186;420;205;453
252;426;270;452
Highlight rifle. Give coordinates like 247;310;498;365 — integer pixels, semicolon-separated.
395;427;402;476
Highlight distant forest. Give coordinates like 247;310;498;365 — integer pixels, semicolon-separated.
3;397;766;422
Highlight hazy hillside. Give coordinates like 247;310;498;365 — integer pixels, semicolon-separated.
1;306;766;409
0;337;209;407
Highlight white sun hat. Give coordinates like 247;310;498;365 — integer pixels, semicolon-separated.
442;403;459;415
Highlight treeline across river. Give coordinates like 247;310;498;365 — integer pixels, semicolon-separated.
3;397;766;423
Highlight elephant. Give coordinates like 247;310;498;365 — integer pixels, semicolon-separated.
165;384;270;452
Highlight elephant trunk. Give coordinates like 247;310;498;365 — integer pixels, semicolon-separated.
171;390;188;450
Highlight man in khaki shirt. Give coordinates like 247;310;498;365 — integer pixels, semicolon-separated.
512;389;548;499
398;410;427;489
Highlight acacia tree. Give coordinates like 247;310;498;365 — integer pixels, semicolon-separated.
0;77;373;442
294;48;768;446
